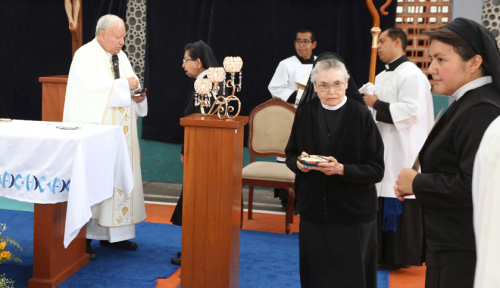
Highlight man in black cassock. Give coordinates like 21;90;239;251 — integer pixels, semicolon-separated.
362;28;432;271
170;40;219;266
286;53;384;288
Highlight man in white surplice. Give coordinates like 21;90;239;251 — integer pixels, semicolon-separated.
361;28;433;270
268;28;317;210
63;14;147;260
268;28;317;102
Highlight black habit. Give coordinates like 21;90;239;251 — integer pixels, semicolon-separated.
285;96;384;288
170;40;219;226
414;83;500;287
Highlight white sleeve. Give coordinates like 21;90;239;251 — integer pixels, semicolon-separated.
108;78;131;108
268;62;294;101
389;74;429;131
133;97;148;117
473;118;500;288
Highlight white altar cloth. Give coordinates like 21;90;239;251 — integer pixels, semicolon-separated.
0;120;134;247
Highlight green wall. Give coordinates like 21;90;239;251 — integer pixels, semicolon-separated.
139;95;450;184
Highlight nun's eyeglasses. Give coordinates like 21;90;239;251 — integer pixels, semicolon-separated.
182;58;196;64
317;82;346;92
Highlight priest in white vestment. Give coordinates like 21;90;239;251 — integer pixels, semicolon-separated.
63;14;147;259
362;28;433;270
473;116;500;288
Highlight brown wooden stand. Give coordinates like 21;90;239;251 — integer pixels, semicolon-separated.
180;114;248;288
39;75;68;122
28;203;89;288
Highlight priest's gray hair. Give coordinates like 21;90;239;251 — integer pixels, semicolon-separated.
95;14;125;37
310;59;350;84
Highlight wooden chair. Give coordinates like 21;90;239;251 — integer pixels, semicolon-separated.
242;97;296;234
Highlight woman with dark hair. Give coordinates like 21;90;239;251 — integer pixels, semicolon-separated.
395;18;500;287
286;52;384;288
170;40;219;266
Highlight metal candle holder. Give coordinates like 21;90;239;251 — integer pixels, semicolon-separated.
194;56;243;119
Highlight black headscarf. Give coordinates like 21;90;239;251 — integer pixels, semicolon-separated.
297;52;365;107
444;17;500;93
193;40;219;68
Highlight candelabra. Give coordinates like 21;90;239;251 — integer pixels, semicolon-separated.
194;56;243;119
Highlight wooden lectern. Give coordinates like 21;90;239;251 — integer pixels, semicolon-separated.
180;113;248;288
39;75;68;122
30;75;89;287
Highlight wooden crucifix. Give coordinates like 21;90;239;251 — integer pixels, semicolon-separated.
65;0;83;57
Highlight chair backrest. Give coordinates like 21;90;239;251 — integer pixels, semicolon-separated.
248;97;296;158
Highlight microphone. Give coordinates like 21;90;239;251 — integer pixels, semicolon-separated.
112;55;120;79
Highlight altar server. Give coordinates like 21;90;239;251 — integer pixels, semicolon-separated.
395;18;500;287
362;28;433;270
286;53;384;288
63;14;148;260
268;28;317;101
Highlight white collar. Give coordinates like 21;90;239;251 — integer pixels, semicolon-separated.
197;70;208;79
321;96;347;110
384;55;404;70
449;76;493;105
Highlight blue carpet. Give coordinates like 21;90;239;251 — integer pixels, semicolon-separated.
0;210;178;287
0;209;390;287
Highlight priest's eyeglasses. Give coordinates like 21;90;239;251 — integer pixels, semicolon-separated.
182;58;196;64
295;40;312;45
317;82;346;92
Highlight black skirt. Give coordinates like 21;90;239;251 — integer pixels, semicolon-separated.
424;251;476;288
170;188;183;226
377;197;424;266
299;219;377;288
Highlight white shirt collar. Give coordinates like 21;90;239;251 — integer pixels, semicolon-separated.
321;96;347;110
449;76;493;105
197;70;208;79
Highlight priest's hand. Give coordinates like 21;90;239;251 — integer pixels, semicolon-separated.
315;157;344;176
363;93;378;108
394;168;418;201
132;95;146;103
127;77;139;90
297;151;312;173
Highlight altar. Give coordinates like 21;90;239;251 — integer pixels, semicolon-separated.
0;119;134;287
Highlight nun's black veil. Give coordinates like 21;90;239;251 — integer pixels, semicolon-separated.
193;40;219;68
443;17;500;93
298;52;366;107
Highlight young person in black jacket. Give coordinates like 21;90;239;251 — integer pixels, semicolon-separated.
395;18;500;288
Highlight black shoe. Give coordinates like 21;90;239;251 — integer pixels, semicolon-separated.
171;255;181;265
99;240;138;250
177;251;181;257
86;239;97;260
401;265;412;268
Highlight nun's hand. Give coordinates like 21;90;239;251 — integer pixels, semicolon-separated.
315;156;344;176
394;168;417;200
297;151;311;173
